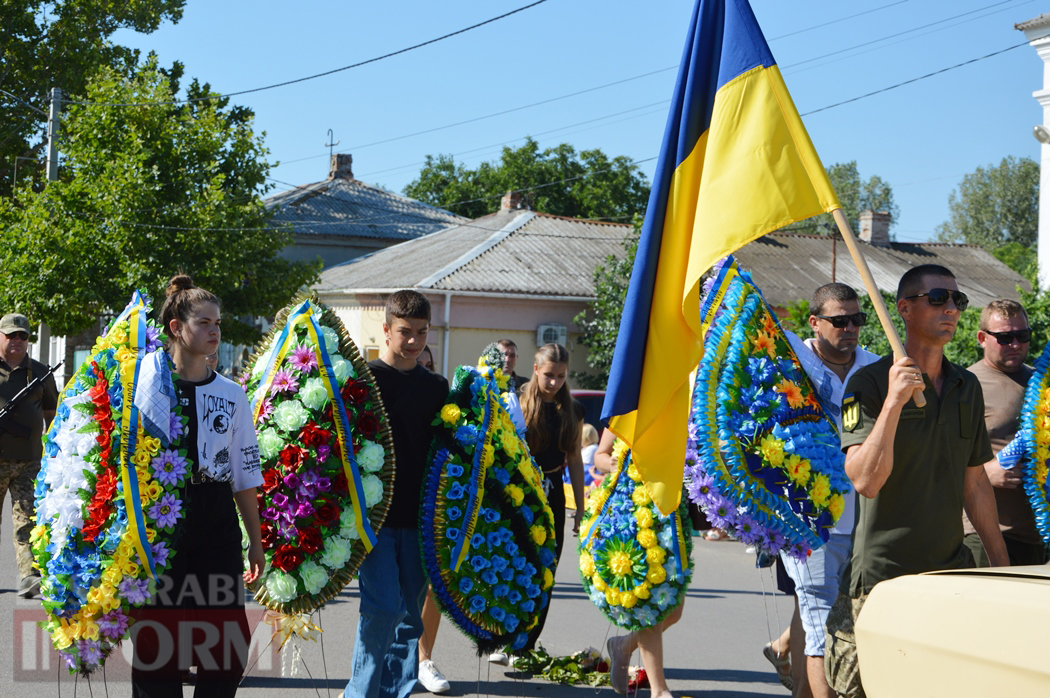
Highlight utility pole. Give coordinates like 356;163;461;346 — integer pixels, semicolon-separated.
34;88;62;369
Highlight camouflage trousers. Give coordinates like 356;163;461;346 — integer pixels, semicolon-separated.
0;459;40;579
824;591;869;698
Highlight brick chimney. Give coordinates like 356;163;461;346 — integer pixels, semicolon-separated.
330;154;354;180
501;190;523;210
859;210;891;247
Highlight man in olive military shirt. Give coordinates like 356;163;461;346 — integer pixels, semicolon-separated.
0;313;58;598
823;265;1007;698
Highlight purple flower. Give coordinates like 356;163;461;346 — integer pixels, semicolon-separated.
288;346;319;374
152;541;170;567
272;492;289;508
257;398;274;424
145;325;162;352
295;501;316;518
169;412;185;442
734;515;762;545
270;370;300;396
150;450;189;487
278;521;299;541
118;578;151;605
148;493;182;529
316;444;331;464
58;651;77;670
261;507;278;521
98;610;130;640
284;472;302;490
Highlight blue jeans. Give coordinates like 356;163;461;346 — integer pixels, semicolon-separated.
781;530;852;656
345;527;428;698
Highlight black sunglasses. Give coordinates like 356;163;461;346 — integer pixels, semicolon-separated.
814;312;867;329
984;328;1032;345
903;288;969;311
4;331;28;341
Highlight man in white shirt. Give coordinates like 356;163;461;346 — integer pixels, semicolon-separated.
782;283;879;698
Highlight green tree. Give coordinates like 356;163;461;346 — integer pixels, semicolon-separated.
784;161;899;235
573;220;640;388
935;156;1039;259
403;138;651;220
0;59;318;343
0;0;185;196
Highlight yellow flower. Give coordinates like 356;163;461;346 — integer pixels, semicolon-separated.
102;565;123;587
828;493;845;522
620;591;638;609
132;449;151;468
809;473;831;509
481;444;495;467
145;526;157;543
440;404;461;425
543;568;554;590
604;588;622;606
592;574;607;592
111;326;129;344
52;625;74;650
752;331;777;359
786;455;811;487
504;435;521;458
646;564;666;585
633;583;651;600
115;346;138;364
120;557;140;577
141;435;161;454
760;434;786;467
1037;462;1048;486
587;487;608;514
1037;399;1050;417
580;551;596;577
626;463;642;482
496;373;510;392
646;547;666;566
505;484;524;507
146;481;163;502
636;528;657;549
608;551;633;577
531;525;547;545
635;507;654;530
775;379;805;409
631;486;651;507
30;524;47;544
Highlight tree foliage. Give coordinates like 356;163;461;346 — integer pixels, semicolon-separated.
403;137;651;220
783;161;899;235
0;0;185;196
573;220;640;389
935;156;1039;281
0;59;318;343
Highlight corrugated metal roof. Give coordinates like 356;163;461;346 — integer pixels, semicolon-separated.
734;233;1029;308
265;177;467;241
315;209;633;296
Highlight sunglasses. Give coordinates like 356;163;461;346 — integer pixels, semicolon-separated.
4;331;28;341
903;288;969;312
814;312;867;329
984;328;1032;345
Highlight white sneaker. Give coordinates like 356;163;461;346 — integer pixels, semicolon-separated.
488;651;510;666
745;544;757;554
418;659;451;694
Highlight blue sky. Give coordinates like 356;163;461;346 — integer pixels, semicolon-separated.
115;0;1045;243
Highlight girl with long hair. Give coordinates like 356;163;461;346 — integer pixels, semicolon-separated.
131;275;264;698
491;343;585;662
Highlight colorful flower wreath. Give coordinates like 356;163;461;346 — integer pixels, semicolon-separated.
32;292;184;674
579;440;692;630
686;257;849;559
1020;345;1050;545
421;360;558;655
243;298;395;613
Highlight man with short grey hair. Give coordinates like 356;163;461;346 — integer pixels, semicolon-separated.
0;313;58;598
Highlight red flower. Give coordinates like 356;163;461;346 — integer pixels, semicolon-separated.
279;445;307;473
96;471;117;500
260;522;277;549
331;470;350;496
272;544;305;573
298;527;324;554
262;469;282;494
300;421;331;448
314;500;341;528
357;411;379;439
342;379;370;406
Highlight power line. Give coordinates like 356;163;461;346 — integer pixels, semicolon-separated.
767;0;911;41
61;1;549;108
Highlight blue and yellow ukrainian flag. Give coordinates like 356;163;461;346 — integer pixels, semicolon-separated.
602;0;840;515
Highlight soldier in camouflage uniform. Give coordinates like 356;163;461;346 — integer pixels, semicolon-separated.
0;313;58;598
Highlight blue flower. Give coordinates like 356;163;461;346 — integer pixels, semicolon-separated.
512;556;527;571
504;616;520;633
481;570;498;585
507;590;522;604
611;606;633;626
454;425;477;445
523;563;536;577
658;526;674;550
448;463;465;477
515;573;530;587
447;506;463;521
493;468;511;485
510;632;528;650
520;506;534;524
470;595;487;613
500;528;513;544
447;483;466;500
652;583;677;611
499;566;515;581
490;556;509;572
493;584;509;598
490;607;506;622
482;508;500;524
471;533;486;549
520;599;536;613
504;541;519;556
525;584;541;599
540;548;555;567
633;606;659;626
446;527;463;542
459;578;474;594
469;555;489;572
588;586;607;608
487;532;503;548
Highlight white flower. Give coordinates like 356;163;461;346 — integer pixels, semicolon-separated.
298;560;329;596
339;508;360;540
320;326;340;355
257;428;284;461
331;355;355;383
362;474;384;508
319;535;353;569
273;400;310;433
265;570;299;603
357;442;384;473
300;377;330;411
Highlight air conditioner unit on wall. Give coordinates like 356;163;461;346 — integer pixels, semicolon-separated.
536;324;568;347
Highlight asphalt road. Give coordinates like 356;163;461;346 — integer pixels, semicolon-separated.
0;494;796;697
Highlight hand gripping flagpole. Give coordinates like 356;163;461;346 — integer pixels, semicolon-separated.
832;209;926;408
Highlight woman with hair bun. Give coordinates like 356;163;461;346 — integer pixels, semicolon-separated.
131;275;264;697
489;343;585;664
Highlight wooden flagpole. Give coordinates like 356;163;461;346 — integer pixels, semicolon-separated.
832;209;926;408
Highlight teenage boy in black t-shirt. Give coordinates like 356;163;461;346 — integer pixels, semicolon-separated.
344;290;448;698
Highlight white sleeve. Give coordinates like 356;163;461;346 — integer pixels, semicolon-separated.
228;380;263;492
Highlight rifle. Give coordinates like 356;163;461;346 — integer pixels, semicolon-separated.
0;360;63;438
